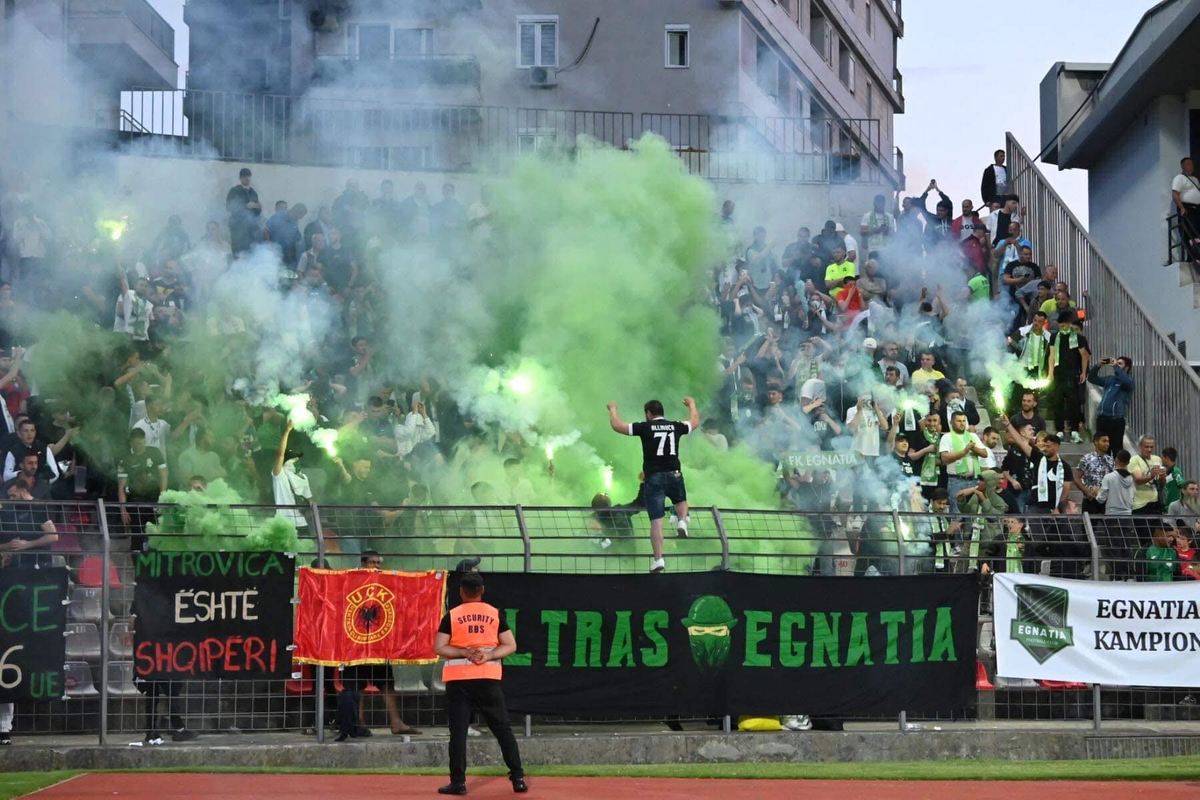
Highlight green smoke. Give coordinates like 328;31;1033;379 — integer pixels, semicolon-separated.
146;479;303;553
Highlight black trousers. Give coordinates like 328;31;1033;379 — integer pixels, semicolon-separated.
1095;415;1126;451
1050;371;1083;432
446;679;523;785
144;681;184;732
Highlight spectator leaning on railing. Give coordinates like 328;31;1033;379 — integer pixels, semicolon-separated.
1171;156;1200;261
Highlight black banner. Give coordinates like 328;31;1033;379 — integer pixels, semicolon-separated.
0;568;68;701
134;551;295;680
476;572;978;718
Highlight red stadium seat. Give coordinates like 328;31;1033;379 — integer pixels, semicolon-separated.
1038;680;1088;690
285;664;315;695
77;557;123;589
975;660;994;691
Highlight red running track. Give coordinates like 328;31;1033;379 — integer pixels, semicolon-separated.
24;773;1200;799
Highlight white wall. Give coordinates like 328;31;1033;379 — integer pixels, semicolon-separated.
114;153;884;250
1087;94;1200;351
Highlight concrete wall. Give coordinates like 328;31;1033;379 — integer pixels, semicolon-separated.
112;153;881;254
1087;94;1199;351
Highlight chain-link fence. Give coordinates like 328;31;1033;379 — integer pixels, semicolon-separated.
6;501;1198;742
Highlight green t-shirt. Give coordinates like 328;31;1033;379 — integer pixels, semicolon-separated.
824;260;857;285
1144;545;1178;582
1039;298;1077;315
968;274;990;302
1162;464;1185;508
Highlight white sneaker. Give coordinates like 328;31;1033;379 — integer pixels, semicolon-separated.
782;715;812;731
650;558;666;573
676;518;689;538
467;726;482;737
1069;431;1083;444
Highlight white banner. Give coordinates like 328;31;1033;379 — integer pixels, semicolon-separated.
994;574;1200;687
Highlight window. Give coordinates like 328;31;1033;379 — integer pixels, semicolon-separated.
349;24;391;60
866;1;873;35
866;82;873;118
665;25;689;68
756;37;778;98
839;46;856;93
518;128;557;153
810;8;832;65
279;20;291;48
395;27;434;57
518;16;558;68
278;0;291;20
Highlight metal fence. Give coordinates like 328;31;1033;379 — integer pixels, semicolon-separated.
7;500;1197;743
1007;132;1200;472
118;89;894;185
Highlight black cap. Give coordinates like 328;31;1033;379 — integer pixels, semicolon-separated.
455;556;481;573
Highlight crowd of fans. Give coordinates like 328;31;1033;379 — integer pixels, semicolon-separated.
0;152;1195;586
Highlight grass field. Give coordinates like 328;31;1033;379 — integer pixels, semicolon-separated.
2;757;1199;799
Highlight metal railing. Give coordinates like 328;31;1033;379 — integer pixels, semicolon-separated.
1007;132;1200;471
1167;212;1198;268
117;88;896;186
7;499;1197;742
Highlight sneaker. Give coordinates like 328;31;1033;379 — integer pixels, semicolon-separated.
437;784;467;796
512;777;529;793
0;732;11;746
1069;431;1083;444
676;518;689;538
351;726;373;738
650;558;666;573
171;728;198;743
466;726;482;737
782;715;812;731
144;732;164;746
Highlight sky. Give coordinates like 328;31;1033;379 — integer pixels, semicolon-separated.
147;0;1158;226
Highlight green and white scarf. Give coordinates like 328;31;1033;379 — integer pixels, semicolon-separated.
1054;328;1079;358
1006;537;1023;574
1036;456;1064;503
1020;327;1047;376
920;429;940;485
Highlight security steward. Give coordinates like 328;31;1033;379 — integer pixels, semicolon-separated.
434;572;527;795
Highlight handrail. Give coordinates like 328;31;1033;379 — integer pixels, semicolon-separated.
1007;131;1200;472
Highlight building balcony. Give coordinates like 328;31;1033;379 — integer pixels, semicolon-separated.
313;54;480;89
68;0;178;89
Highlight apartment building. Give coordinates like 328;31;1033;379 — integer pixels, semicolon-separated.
182;0;904;187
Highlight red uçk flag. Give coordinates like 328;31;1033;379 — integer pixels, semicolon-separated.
294;568;446;666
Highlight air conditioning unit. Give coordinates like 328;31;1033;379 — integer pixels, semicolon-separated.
308;10;340;32
528;66;557;88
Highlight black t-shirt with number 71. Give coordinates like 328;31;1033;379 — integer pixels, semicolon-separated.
629;419;691;475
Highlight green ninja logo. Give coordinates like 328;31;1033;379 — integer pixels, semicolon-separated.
1011;584;1074;664
682;595;738;672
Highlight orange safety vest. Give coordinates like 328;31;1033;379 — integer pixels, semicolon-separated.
441;601;503;682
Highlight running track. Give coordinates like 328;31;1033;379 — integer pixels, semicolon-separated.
23;773;1200;799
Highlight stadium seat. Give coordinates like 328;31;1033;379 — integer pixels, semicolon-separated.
68;587;103;622
1039;680;1088;690
994;675;1039;689
65;622;102;661
77;557;123;589
109;585;135;618
285;664;316;695
108;621;134;660
106;661;141;697
978;621;995;654
64;661;99;697
975;660;994;691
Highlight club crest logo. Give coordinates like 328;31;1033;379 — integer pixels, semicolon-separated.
344;583;396;645
1010;584;1074;664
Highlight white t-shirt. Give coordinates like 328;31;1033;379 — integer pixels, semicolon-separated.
993;164;1009;195
844;405;881;457
132;417;172;459
938;430;984;477
1173;174;1200;205
842;233;859;256
272;465;310;528
113;290;152;341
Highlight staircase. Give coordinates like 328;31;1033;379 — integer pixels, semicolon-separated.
1007;133;1200;473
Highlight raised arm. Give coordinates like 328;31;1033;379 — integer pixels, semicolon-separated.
997;414;1032;457
683;397;701;430
607;402;630;435
273;418;294;476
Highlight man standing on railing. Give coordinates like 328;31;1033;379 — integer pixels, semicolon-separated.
608;398;700;573
1171;157;1200;260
